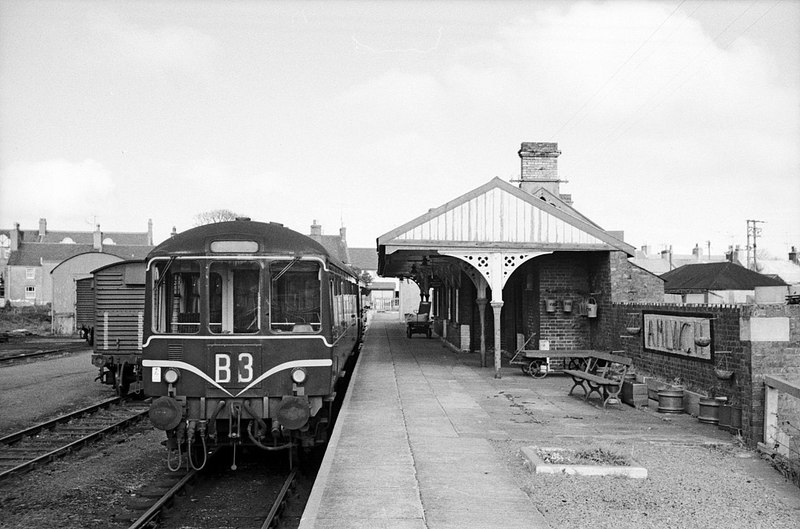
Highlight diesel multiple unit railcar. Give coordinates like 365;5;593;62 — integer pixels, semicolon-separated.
84;260;147;396
142;220;362;470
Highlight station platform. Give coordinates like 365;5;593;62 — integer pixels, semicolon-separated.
298;313;799;529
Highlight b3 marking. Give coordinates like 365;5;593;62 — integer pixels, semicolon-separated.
215;352;254;383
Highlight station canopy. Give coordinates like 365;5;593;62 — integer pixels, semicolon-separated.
377;177;634;283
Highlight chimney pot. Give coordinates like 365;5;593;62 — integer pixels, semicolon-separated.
310;220;322;237
38;218;47;239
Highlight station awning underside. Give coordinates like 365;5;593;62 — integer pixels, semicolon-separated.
377;177;635;281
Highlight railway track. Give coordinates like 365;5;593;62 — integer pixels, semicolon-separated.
125;455;298;529
0;341;89;364
0;397;149;480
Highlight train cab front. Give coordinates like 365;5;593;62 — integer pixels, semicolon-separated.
140;225;351;470
143;335;336;471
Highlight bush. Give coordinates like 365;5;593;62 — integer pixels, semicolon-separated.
0;304;52;334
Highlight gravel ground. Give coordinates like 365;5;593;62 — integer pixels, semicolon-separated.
0;421;168;529
492;432;800;528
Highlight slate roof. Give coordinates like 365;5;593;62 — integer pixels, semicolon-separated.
660;262;787;292
348;248;378;271
308;234;349;264
369;280;397;291
12;229;150;245
7;244;152;266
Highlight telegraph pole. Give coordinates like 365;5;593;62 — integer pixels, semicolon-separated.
746;219;765;271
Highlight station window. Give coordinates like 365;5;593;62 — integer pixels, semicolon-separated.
270;260;320;333
209;261;261;334
26;268;35;280
25;286;36;299
152;260;201;334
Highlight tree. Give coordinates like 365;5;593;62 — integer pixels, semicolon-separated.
359;271;374;285
193;209;244;226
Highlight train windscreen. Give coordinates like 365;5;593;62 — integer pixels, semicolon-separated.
269;260;321;333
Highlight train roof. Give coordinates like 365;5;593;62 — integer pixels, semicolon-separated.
147;220;334;262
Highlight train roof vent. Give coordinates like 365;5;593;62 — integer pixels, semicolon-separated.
235;217;251;221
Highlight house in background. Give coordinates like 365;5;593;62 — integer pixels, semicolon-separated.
631;243;729;276
661;261;788;304
307;220;420;315
1;218;153;307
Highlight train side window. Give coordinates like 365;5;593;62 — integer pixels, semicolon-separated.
270;260;321;333
152;261;201;334
209;261;261;334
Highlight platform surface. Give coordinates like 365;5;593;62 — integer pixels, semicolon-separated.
299;313;799;529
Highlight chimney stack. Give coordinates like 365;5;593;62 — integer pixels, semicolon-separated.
10;223;20;251
518;142;563;198
93;224;102;251
790;246;798;265
310;220;322;237
692;243;703;260
339;226;347;243
38;218;47;240
147;218;153;246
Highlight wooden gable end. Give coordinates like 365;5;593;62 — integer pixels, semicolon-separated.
380;178;632;254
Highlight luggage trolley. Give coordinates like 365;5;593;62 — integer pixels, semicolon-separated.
406;301;432;338
510;335;593;378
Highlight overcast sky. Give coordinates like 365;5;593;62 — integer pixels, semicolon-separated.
1;0;798;259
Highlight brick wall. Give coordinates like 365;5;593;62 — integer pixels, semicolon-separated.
744;304;800;446
536;253;592;350
595;302;800;447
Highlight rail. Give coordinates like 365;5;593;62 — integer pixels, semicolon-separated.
261;469;297;529
127;466;203;529
0;342;88;364
0;396;122;446
0;397;148;480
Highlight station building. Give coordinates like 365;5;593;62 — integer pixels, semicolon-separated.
378;142;663;377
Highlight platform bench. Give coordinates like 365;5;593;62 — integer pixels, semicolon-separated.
562;351;632;408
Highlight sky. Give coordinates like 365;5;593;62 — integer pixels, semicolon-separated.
1;0;798;259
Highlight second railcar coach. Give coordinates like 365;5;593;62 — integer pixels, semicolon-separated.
142;219;362;470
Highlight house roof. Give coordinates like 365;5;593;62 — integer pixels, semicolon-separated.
308;234;349;264
660;262;787;292
631;256;728;276
757;259;800;285
348;248;378;271
369;280;397;291
11;229;150;245
7;243;152;267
